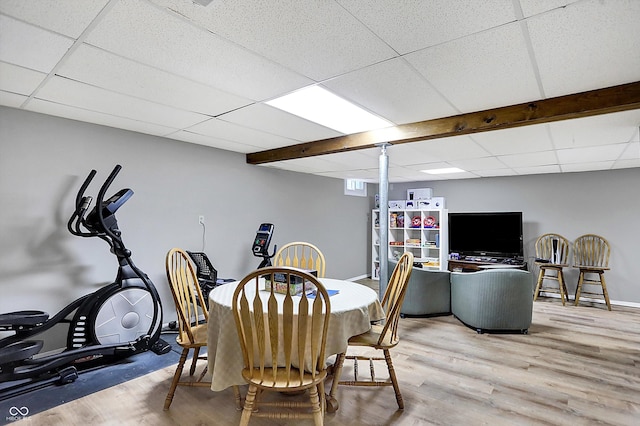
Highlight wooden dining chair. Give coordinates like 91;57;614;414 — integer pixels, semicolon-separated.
232;267;331;425
163;248;213;410
573;234;612;310
274;242;326;277
533;233;571;305
164;248;241;410
329;252;414;410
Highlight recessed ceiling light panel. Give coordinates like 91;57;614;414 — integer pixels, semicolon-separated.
266;86;392;135
421;167;466;174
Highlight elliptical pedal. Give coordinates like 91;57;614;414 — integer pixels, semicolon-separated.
56;366;78;385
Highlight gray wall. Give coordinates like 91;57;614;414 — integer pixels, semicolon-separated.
0;107;370;331
383;169;640;305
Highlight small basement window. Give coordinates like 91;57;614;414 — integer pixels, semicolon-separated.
344;179;367;197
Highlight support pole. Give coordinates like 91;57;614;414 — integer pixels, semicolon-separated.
378;143;390;298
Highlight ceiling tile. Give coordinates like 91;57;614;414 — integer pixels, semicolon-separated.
527;0;640;97
561;161;614;173
0;15;73;73
319;151;381;171
410;135;492;161
0;0;108;38
556;144;627;164
218;103;341;142
84;0;312;100
612;159;640;170
150;0;397;81
322;58;458;125
513;164;561;175
448;156;507;171
474;168;518;178
318;169;380;181
472;124;554;155
57;44;252;116
618;142;640;160
34;76;208;129
261;156;339;174
337;0;517;54
549;110;640;149
26;98;177;136
499;150;557;168
384;143;444;166
404;161;452;172
0;91;28;108
518;0;580;18
405;22;541;112
166;130;260;153
0;62;46;95
186;117;299;150
388;166;444;182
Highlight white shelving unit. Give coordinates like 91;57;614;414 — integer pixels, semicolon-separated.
371;208;448;280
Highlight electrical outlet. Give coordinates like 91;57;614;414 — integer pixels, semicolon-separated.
198;215;205;225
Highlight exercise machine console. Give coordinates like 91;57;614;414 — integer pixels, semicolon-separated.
252;223;276;268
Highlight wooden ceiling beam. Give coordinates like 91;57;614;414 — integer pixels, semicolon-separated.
246;81;640;165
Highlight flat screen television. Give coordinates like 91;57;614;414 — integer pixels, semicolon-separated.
448;212;524;259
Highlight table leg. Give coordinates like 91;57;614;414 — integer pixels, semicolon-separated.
326;352;346;413
233;385;243;410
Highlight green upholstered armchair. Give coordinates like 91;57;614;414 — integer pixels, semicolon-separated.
390;260;451;316
450;269;534;334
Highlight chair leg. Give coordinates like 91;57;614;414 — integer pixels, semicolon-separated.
309;384;323;426
164;347;189;410
559;270;569;302
190;347;200;376
557;270;566;305
240;384;257;426
600;272;612;311
574;271;584;306
384;349;404;410
318;379;326;418
327;352;345;413
533;269;544;301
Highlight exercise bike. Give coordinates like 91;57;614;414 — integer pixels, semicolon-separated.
0;165;169;399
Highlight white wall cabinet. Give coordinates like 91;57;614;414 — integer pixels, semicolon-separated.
371;208;448;280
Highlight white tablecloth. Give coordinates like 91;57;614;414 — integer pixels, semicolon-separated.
207;278;384;391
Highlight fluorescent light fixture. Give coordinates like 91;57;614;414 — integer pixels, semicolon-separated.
266;86;392;134
421;167;466;175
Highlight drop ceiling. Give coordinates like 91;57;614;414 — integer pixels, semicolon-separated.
1;0;639;183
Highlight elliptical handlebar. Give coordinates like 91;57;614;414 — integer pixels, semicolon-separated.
75;169;96;210
94;164;122;242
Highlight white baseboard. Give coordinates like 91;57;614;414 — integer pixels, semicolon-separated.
539;292;640;309
347;274;370;282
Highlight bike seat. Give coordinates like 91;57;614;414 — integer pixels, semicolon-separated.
0;340;44;365
0;310;49;330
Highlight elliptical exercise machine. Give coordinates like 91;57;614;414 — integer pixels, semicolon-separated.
0;165;169;398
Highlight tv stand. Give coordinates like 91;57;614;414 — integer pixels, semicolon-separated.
448;258;527;272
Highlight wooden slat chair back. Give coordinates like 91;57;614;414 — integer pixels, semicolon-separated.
274;242;326;278
232;267;331;425
533;233;571;305
573;234;612;310
328;252;413;411
163;248;211;410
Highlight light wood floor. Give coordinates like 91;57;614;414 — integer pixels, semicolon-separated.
16;295;640;426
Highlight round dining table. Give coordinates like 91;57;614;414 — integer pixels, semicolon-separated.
206;278;384;392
